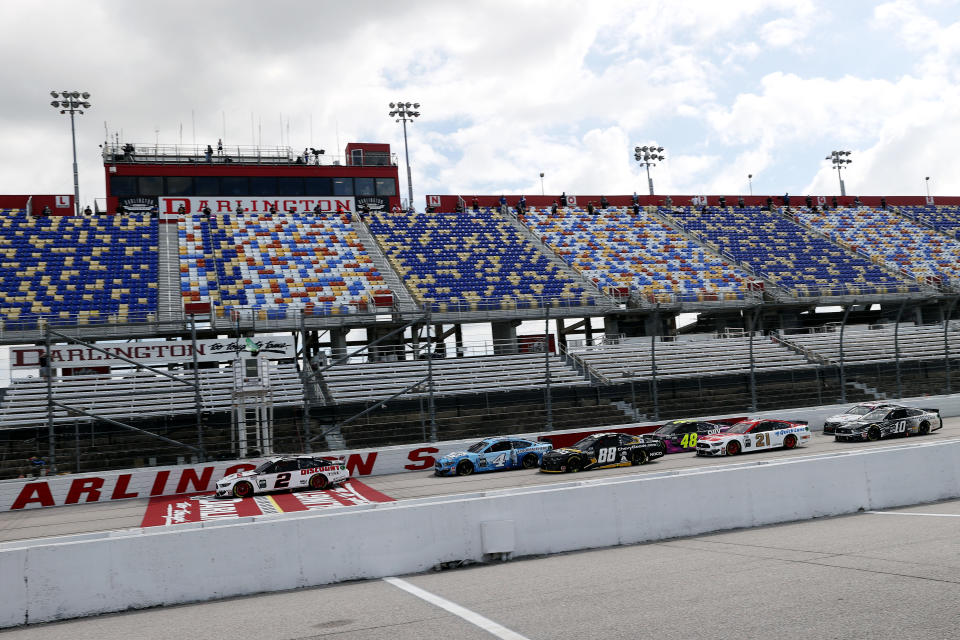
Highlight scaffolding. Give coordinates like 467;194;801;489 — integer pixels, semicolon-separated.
231;354;274;457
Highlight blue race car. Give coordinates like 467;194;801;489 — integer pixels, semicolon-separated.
434;437;552;476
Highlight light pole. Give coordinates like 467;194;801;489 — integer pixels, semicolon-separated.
539;172;545;196
748;173;753;196
925;176;931;200
388;101;420;210
826;150;852;197
634;145;665;196
50;90;91;216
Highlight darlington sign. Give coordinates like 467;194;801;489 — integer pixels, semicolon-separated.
11;337;296;369
160;196;356;215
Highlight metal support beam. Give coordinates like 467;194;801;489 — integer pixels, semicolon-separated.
943;297;959;394
190;315;205;461
52;401;204;455
894;300;906;399
544;304;553;431
839;303;854;403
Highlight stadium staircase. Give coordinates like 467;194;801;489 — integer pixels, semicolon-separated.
506;209;616;308
352;218;418;311
157;220;185;322
845;379;886;401
646;206;785;301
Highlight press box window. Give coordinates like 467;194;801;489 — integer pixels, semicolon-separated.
164;176;194;196
244;358;259;378
221;177;248;196
249;177;277;196
278;177;304;196
375;178;396;196
110;176;137;197
333;178;353;196
195;176;219;196
304;177;332;195
354;177;375;196
137;176;163;197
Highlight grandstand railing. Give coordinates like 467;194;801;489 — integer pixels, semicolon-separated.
101;143;397;167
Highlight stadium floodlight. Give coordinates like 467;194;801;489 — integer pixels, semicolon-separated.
826;150;852;196
748;173;753;196
389;100;421;210
925;176;931;200
634;144;666;195
50;90;91;215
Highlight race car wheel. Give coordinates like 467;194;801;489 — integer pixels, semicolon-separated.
726;440;741;456
632;450;649;466
867;426;881;441
521;453;539;469
456;460;474;476
567;456;582;473
783;434;798;449
232;481;254;498
919;421;930;436
309;473;329;490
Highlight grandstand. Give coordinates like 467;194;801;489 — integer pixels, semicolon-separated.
792;206;960;289
2;142;960;476
660;205;923;300
181;211;390;320
521;205;757;305
0;210;158;330
365;208;604;312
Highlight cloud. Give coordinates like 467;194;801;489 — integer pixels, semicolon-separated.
0;0;958;208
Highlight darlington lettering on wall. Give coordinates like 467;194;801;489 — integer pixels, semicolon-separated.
11;337;295;369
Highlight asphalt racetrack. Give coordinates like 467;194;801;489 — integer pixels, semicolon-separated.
2;417;959;544
5;497;959;639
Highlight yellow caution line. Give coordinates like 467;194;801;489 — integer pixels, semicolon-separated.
267;494;284;513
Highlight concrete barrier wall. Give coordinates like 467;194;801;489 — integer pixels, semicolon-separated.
2;439;958;628
4;392;959;512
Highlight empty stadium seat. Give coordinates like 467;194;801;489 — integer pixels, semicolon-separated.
366;208;597;311
0;210;158;329
795;206;960;287
522;206;752;301
662;206;918;297
179;212;387;318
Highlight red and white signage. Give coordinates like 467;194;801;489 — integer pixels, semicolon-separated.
11;337;295;369
55;195;71;208
140;479;393;528
159;196;356;216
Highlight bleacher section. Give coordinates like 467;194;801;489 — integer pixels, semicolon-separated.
185;213;389;318
794;207;960;288
521;206;752;301
0;211;158;328
568;335;813;381
662;206;919;297
0;363;304;427
898;205;960;239
781;324;960;365
367;209;597;311
321;353;587;403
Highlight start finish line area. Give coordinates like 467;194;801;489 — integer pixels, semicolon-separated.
140;479;393;528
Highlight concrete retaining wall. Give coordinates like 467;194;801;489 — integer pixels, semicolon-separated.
2;438;958;628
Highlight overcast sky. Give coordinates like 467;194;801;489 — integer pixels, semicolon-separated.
1;0;959;209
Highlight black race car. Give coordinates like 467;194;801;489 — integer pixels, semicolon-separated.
539;432;666;473
830;405;942;442
645;419;731;453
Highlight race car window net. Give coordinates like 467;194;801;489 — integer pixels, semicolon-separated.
467;441;488;453
845;406;874;416
572;436;599;450
726;422;755;434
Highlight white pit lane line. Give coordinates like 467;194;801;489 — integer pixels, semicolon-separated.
383;577;531;640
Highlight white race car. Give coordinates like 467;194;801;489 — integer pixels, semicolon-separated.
696;419;811;456
215;455;349;498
